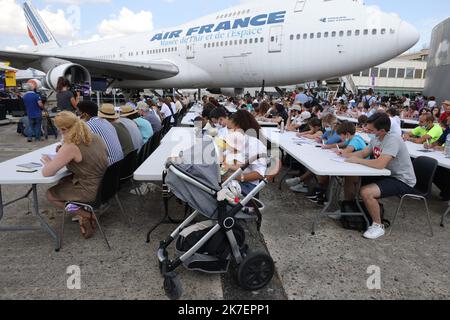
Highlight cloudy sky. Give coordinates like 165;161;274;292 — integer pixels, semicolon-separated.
0;0;448;52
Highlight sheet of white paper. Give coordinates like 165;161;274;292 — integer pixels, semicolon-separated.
330;157;346;163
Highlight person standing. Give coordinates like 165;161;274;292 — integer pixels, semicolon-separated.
22;83;44;142
56;77;80;112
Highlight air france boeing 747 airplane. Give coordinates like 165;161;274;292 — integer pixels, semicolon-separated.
0;0;420;93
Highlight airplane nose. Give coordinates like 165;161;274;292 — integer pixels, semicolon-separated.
398;21;420;54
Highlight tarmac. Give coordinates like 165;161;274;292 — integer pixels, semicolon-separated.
0;123;449;300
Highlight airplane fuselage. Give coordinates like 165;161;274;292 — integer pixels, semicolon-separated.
36;0;420;89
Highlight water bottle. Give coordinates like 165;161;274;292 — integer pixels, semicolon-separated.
280;120;285;134
445;135;450;158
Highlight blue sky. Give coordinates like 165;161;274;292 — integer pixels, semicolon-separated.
0;0;448;51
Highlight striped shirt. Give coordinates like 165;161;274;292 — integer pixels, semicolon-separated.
86;117;124;165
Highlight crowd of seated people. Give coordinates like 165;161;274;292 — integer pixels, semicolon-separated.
35;87;450;244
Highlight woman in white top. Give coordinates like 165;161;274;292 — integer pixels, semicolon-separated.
225;110;267;195
386;107;402;136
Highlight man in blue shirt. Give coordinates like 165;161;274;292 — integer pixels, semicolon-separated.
295;87;313;106
22;83;44;142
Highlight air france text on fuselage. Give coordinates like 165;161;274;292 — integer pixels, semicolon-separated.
150;11;286;42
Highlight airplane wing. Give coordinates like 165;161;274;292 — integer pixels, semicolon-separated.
0;50;179;81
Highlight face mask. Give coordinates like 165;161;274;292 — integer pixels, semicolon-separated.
368;134;377;140
325;127;332;133
344;138;351;144
215;124;223;130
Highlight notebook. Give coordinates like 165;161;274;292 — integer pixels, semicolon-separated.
16;162;43;173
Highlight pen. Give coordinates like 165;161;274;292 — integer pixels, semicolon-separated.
336;144;340;152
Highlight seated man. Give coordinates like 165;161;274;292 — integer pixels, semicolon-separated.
343;113;417;240
403;114;443;144
209;107;230;138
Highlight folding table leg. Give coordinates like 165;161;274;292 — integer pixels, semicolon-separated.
441;205;450;227
0;185;4;221
31;185;61;252
146;181;170;243
312;177;339;235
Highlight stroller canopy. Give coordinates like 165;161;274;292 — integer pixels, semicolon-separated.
166;136;222;219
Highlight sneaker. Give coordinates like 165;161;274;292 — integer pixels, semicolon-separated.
363;223;385;240
308;193;326;205
286;177;302;187
306;190;324;199
290;184;309;193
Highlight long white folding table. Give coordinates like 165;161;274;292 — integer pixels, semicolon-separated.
405;142;450;170
337;115;419;127
135;127;197;181
0;143;70;251
261;128;391;234
181;105;277;127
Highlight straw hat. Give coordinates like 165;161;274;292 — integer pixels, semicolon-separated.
120;104;138;117
443;100;450;105
98;104;119;120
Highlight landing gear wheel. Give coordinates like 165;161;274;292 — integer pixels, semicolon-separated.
163;272;183;300
237;251;274;291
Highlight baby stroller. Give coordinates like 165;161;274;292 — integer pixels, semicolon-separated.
158;135;280;300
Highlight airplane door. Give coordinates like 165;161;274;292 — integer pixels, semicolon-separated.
225;56;248;82
119;46;126;60
269;25;283;53
186;40;195;59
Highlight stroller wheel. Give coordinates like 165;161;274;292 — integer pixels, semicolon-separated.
237;252;274;291
163;272;183;300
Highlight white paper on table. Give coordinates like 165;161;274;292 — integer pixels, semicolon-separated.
330;156;346;163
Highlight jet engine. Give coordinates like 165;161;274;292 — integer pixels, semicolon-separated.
43;63;91;91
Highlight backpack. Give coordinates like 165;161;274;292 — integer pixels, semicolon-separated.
363;96;372;109
340;200;390;232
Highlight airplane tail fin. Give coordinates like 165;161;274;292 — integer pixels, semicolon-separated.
23;1;61;50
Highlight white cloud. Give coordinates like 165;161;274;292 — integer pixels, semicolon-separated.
0;0;27;36
98;7;154;37
4;44;32;52
0;0;76;39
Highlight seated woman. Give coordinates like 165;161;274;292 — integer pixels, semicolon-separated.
224;110;267;195
253;101;271;120
43;111;108;239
